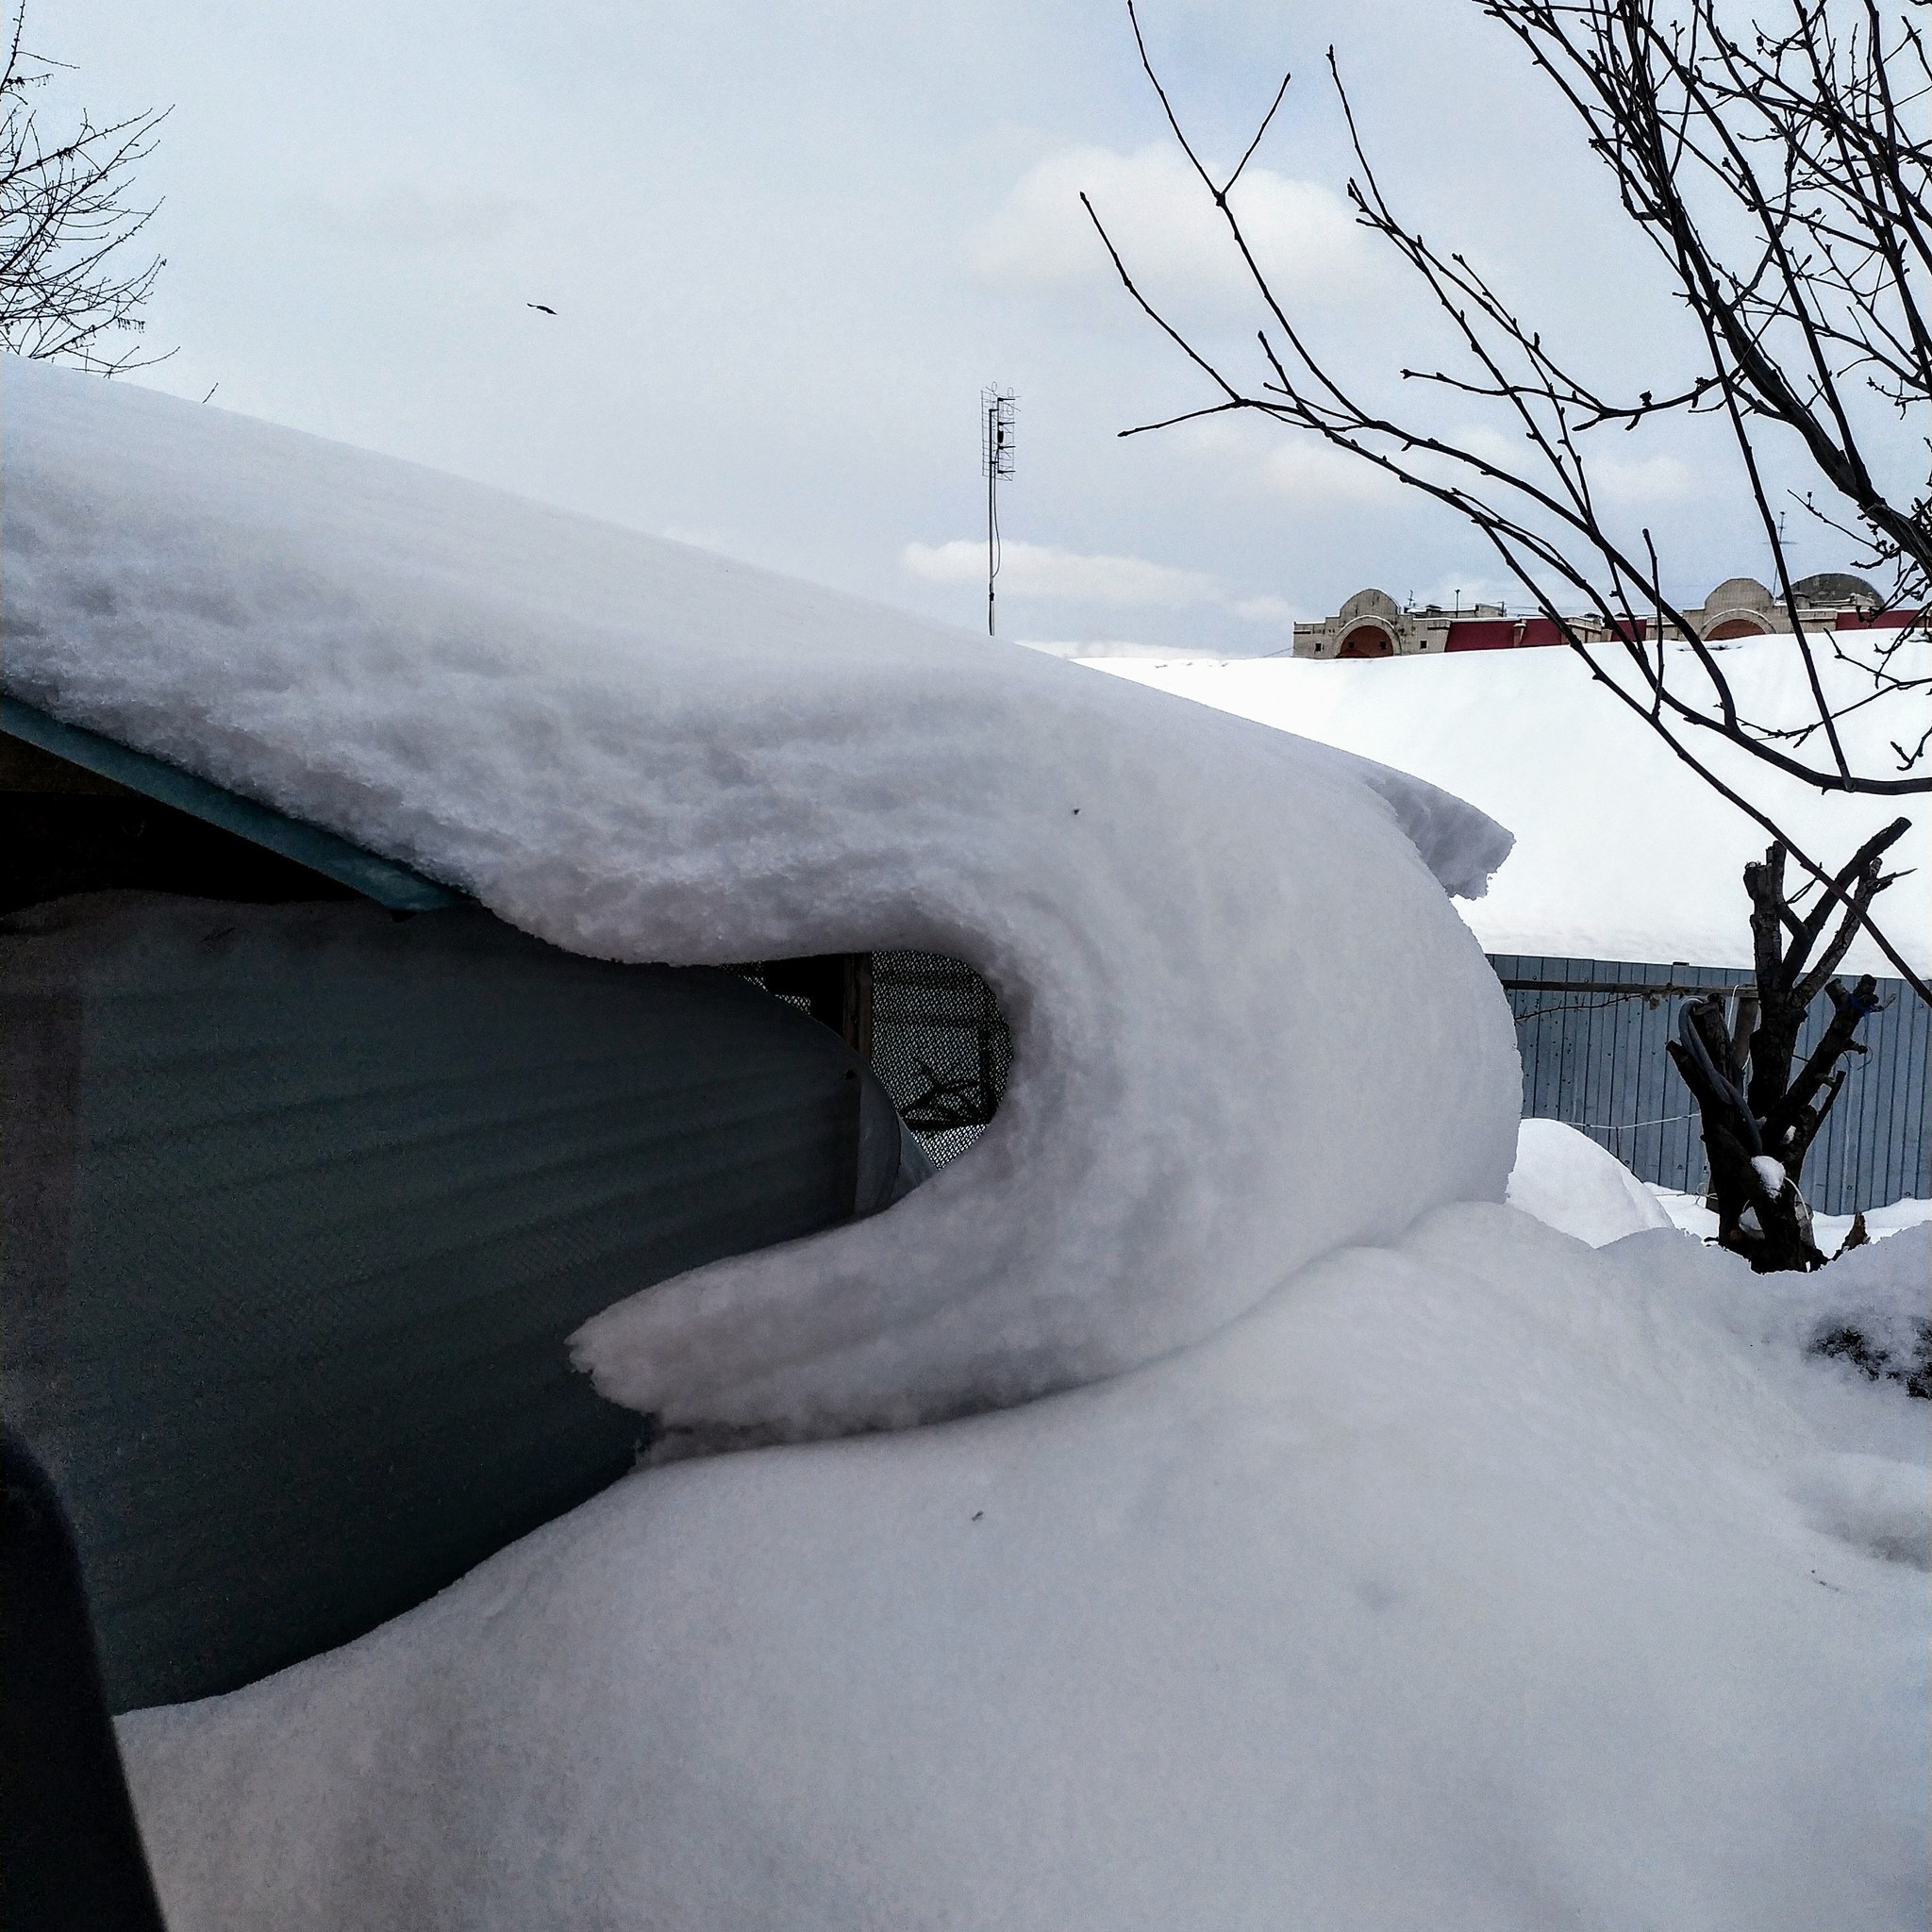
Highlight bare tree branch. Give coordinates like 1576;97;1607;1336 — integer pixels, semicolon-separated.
1091;0;1930;996
0;2;170;373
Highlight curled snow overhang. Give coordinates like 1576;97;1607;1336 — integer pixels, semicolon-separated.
1292;739;1512;901
1;358;1523;1447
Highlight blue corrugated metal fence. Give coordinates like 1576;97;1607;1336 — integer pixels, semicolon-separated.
1490;954;1930;1214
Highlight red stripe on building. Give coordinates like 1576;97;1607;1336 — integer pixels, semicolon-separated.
1515;617;1567;647
1443;619;1516;651
1835;609;1923;629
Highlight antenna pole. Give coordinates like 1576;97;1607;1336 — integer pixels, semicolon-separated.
981;386;1015;638
988;394;997;636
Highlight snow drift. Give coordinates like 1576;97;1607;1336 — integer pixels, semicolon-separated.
1507;1117;1674;1245
1;356;1517;1446
1091;649;1932;977
118;1211;1929;1932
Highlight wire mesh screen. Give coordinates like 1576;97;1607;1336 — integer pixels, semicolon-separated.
732;947;1926;1202
730;951;1011;1167
865;950;1012;1166
1491;954;1930;1215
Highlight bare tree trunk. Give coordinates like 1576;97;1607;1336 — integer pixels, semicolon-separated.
1668;994;1825;1271
1666;821;1907;1272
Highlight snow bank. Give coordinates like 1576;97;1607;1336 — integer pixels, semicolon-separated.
1737;1221;1932;1404
1654;1188;1932;1253
1;357;1517;1446
1089;650;1932;976
1600;1223;1931;1466
118;1206;1929;1931
1507;1117;1674;1244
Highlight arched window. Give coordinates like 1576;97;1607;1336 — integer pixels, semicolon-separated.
1338;624;1394;658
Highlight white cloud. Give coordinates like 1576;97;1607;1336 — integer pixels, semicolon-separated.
902;539;1298;625
1591;453;1696;506
1446;425;1520;472
1404;425;1690;510
968;144;1376;312
296;183;525;254
1230;593;1296;622
1259;438;1406;508
903;538;1221;608
1165;413;1405;509
1406;427;1695;512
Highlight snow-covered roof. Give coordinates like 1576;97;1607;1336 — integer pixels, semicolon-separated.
1091;648;1930;977
12;359;1924;1927
2;355;1517;1448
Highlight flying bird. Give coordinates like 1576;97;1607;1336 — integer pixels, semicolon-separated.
526;303;557;316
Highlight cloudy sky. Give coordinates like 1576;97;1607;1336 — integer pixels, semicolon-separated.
37;0;1831;652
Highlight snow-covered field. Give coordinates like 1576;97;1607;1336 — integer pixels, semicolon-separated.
1087;649;1932;977
3;358;1925;1928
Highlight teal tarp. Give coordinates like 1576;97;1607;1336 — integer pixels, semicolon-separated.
1;696;460;909
1;893;913;1710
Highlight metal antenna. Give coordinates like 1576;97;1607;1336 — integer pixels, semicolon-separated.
982;386;1016;636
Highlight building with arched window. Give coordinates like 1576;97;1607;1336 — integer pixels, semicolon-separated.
1291;574;1917;658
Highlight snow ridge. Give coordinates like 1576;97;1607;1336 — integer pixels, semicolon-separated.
3;356;1519;1446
